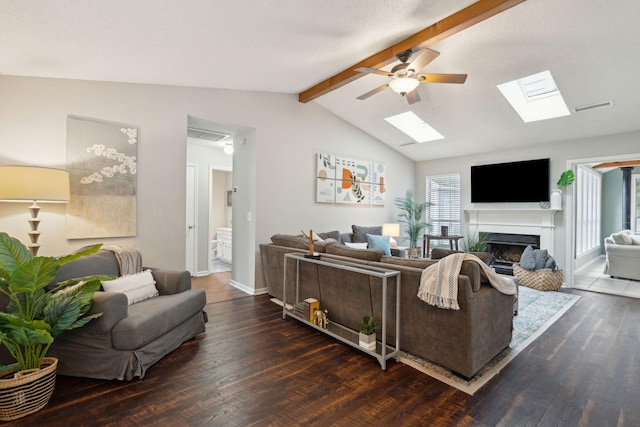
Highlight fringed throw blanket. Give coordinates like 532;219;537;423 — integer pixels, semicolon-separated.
418;253;517;310
103;244;143;275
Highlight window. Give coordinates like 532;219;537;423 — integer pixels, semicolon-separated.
575;165;601;257
426;174;461;240
633;173;640;233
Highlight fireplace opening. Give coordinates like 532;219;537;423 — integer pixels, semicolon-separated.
482;232;540;275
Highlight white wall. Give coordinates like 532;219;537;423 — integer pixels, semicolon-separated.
415;130;640;272
0;75;415;294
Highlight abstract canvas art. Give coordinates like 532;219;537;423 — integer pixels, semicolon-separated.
65;116;138;238
316;153;385;205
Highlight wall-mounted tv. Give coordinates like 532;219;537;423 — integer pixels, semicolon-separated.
471;158;550;203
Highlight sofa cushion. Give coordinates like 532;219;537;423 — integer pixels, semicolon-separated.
379;256;435;269
317;230;341;241
519;245;536;270
612;231;633;245
271;234;309;250
367;234;391;256
101;270;159;305
351;225;382;243
631;235;640;245
49;250;120;290
430;248;493;265
325;243;384;261
533;249;548;270
345;242;368;249
111;289;206;350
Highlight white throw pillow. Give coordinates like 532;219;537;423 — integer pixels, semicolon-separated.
631;235;640;245
101;269;159;305
345;242;368;249
611;232;632;245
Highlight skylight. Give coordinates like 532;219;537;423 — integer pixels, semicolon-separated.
384;111;444;143
497;70;570;123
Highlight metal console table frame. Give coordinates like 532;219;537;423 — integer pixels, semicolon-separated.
283;252;401;370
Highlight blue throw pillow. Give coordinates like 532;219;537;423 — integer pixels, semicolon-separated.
519;245;536;270
367;234;391;256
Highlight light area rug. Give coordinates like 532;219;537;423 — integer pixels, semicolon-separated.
400;286;581;395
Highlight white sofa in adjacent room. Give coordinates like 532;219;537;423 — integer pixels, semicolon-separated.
604;230;640;281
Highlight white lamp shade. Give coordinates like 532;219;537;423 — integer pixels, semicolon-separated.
382;223;400;237
389;77;420;94
0;165;70;202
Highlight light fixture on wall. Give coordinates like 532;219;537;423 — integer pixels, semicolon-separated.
382;223;400;247
0;165;70;255
223;142;234;155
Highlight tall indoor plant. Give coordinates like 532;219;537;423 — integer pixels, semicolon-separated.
0;232;107;420
395;192;431;258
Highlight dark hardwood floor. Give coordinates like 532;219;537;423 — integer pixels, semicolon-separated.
192;272;249;304
9;289;640;426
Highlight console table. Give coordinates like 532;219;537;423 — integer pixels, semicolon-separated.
282;252;400;370
423;234;463;258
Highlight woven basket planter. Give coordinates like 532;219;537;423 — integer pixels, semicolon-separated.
0;357;57;421
513;263;564;291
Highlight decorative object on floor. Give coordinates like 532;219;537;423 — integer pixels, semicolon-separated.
513;263;564;291
394;191;431;258
0;357;57;421
313;309;329;329
382;223;400;247
65;115;138;239
0;233;106;420
357;316;379;351
315;153;386;206
400;286;580;395
0;165;70;255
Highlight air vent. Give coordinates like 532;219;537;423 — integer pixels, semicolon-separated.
573;101;613;113
187;127;231;142
400;141;417;147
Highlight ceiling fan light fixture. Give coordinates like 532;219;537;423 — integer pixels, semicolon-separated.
388;77;420;95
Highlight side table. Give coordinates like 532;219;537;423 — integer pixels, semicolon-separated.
423;234;463;258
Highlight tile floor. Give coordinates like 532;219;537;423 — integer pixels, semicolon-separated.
211;259;232;273
572;256;640;299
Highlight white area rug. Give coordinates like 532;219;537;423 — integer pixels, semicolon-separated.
400;286;581;395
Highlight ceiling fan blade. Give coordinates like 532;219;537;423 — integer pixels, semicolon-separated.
418;73;467;84
355;67;393;77
407;48;440;73
405;89;421;105
356;83;389;100
593;160;640;169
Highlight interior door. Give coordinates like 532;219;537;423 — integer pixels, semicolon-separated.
186;164;197;275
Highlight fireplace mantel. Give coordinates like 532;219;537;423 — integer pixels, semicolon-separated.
465;208;559;252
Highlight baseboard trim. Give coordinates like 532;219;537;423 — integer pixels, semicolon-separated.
229;280;268;296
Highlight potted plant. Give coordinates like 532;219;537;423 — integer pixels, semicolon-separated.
551;169;575;209
0;232;107;421
394;192;431;258
357;315;380;351
463;231;488;252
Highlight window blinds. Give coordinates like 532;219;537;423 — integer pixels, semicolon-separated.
426;174;461;237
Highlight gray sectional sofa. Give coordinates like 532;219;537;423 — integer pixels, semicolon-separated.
3;250;208;380
260;233;514;379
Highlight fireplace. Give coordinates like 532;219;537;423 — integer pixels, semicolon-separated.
484;232;540;275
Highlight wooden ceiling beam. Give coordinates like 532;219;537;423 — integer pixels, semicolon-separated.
298;0;527;103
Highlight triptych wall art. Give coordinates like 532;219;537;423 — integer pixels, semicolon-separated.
316;153;386;206
65;116;138;239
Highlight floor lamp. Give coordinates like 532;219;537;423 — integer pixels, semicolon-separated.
0;165;70;256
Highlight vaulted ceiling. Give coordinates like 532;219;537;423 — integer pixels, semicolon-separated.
2;0;639;161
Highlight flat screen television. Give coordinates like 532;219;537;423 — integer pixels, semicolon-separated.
471;158;550;203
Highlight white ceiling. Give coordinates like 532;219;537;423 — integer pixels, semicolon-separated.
2;0;639;161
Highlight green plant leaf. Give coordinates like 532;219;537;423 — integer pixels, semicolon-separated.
57;244;102;266
556;170;575;187
10;257;60;294
0;232;32;279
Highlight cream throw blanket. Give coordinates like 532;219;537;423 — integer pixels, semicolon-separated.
103;244;143;275
418;253;517;310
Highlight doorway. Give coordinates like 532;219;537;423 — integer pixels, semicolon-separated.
186;115;234;278
566;153;640;298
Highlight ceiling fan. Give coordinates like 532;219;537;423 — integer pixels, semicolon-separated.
592;160;640;169
354;48;467;104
